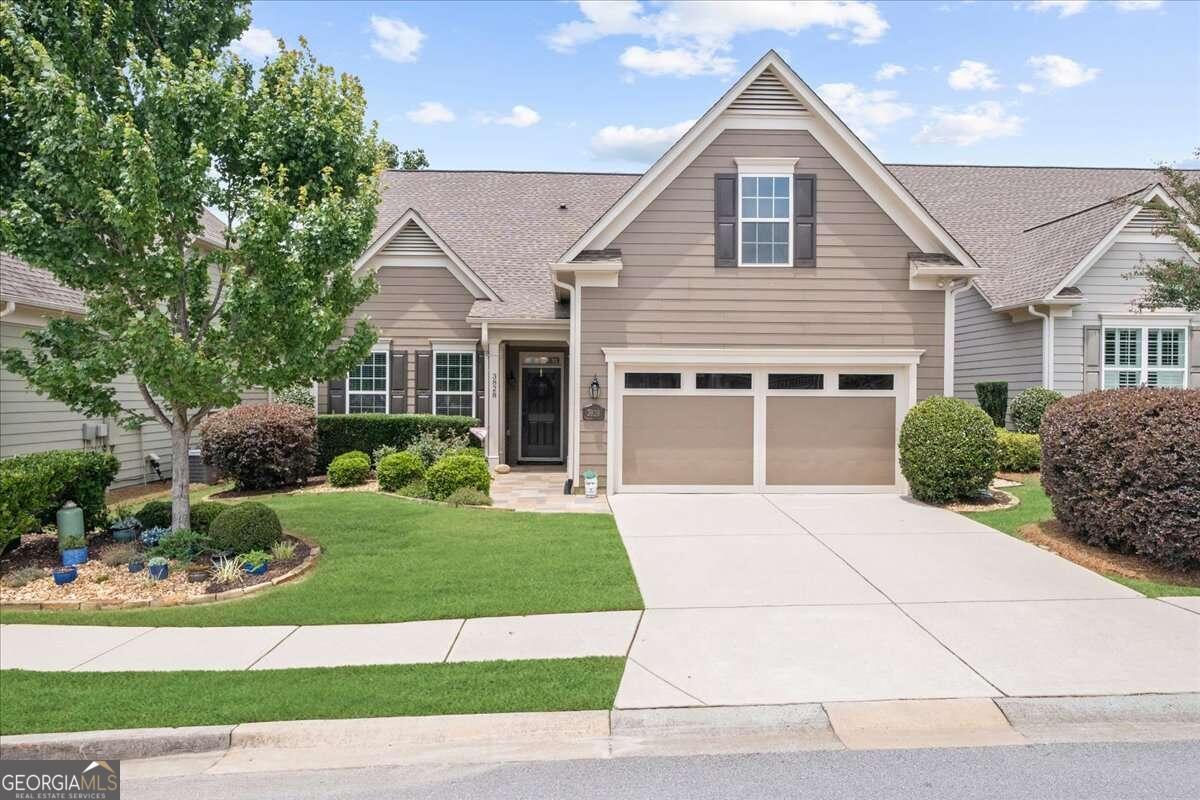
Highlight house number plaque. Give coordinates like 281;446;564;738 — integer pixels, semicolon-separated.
582;404;605;421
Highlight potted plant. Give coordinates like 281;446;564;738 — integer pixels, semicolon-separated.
582;469;599;498
147;556;169;581
185;563;209;583
52;565;78;585
128;555;145;573
59;534;88;567
110;515;140;543
242;550;270;576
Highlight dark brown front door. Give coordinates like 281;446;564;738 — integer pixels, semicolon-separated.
520;365;562;461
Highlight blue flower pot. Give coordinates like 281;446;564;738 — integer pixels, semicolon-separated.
112;528;136;543
244;561;269;576
53;567;77;585
61;546;88;567
128;560;144;573
148;563;169;581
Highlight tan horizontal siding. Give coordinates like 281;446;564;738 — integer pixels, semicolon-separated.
953;285;1043;405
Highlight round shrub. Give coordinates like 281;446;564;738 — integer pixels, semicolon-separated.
188;501;227;533
328;451;371;487
208;501;283;554
1041;388;1200;567
1010;387;1063;434
135;500;172;530
444;487;492;507
200;403;317;491
899;396;999;504
995;429;1041;473
377;451;425;492
425;452;491;501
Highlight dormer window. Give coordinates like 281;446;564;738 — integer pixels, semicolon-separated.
740;175;791;265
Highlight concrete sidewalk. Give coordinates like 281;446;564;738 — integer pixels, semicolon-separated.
0;610;642;672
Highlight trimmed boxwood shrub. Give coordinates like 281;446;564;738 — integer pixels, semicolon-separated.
1041;388;1200;567
188;501;227;534
135;499;173;530
328;451;371;487
0;450;119;551
377;451;425;492
1009;387;1064;434
995;429;1041;473
316;414;477;472
425;452;492;501
200;404;317;490
208;501;283;554
899;396;999;504
975;381;1009;427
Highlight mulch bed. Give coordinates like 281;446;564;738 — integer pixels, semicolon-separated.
206;538;310;594
1020;520;1200;588
944;488;1019;513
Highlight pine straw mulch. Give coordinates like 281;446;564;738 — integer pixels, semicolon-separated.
1019;520;1200;589
944;488;1019;513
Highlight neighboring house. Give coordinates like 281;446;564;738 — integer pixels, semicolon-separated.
0;211;268;487
891;168;1200;402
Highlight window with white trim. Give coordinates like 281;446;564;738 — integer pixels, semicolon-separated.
1103;326;1188;389
434;348;475;416
739;175;791;266
347;350;388;413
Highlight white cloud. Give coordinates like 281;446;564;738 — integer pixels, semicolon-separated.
483;105;543;128
590;119;696;163
1020;1;1090;16
369;15;425;63
1017;82;1037;94
619;46;736;77
1028;54;1100;88
816;82;914;141
406;102;455;125
947;60;1001;91
230;27;277;59
874;62;907;81
913;101;1024;146
1112;0;1162;9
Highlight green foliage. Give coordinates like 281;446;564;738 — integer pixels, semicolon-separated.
377;451;425;492
1128;153;1200;312
381;142;429;171
148;556;169;568
995;429;1041;473
270;539;297;561
152;529;210;564
406;429;473;468
425;453;492;501
396;480;430;500
276;385;315;406
1009;387;1064;434
58;534;87;552
135;501;173;531
0;450;119;550
200;404;317;490
188;501;227;534
241;549;270;569
974;382;1009;427
371;445;398;466
208;501;282;554
316;414;477;471
444;487;493;507
327;451;371;487
1;566;44;589
899;396;999;504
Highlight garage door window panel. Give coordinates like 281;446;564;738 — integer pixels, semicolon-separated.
768;373;824;391
624;372;681;390
696;372;752;390
838;373;895;391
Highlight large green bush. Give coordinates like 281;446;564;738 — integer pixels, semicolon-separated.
208;501;283;554
425;452;492;501
975;381;1009;427
0;449;120;551
1009;387;1064;434
316;414;477;472
188;501;228;534
327;451;371;487
1041;388;1200;567
899;396;999;504
377;451;425;492
995;429;1041;473
135;499;172;530
404;430;472;468
200;403;317;490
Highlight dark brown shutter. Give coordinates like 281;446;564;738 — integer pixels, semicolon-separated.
1191;329;1200;389
415;350;433;413
714;173;737;267
1083;326;1101;392
794;174;816;268
326;378;345;413
475;350;486;423
389;349;408;413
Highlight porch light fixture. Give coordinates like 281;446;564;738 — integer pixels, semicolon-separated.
589;375;600;400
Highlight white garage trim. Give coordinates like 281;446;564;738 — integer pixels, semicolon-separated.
603;347;923;495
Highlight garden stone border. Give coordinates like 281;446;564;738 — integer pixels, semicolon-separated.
0;533;321;613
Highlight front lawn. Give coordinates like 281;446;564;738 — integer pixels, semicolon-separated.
0;657;625;735
0;493;643;626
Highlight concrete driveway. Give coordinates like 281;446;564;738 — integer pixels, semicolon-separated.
609;493;1200;709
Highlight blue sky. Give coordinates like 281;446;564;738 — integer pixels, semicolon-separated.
237;1;1199;172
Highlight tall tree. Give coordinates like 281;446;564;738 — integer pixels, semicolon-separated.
1;0;387;528
381;142;429;171
1132;152;1200;312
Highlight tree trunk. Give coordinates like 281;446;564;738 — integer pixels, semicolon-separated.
170;421;192;530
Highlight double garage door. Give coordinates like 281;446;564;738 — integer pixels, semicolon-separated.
611;360;912;494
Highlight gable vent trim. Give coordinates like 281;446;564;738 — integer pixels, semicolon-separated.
727;68;807;115
380;222;443;256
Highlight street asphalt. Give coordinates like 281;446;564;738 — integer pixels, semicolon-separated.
123;739;1200;800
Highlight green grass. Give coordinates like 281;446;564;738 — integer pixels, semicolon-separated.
0;657;625;735
962;474;1199;599
1;492;643;626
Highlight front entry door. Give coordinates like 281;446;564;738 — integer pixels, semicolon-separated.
519;355;563;462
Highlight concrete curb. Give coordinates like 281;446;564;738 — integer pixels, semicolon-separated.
3;694;1198;763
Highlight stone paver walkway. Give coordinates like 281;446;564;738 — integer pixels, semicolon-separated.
489;469;611;513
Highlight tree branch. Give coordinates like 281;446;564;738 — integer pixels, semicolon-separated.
137;382;174;429
186;405;213;430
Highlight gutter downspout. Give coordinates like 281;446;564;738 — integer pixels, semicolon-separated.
944;280;971;397
1027;305;1054;390
0;301;15;318
551;274;580;488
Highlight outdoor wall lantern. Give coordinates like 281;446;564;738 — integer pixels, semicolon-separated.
589;375;601;401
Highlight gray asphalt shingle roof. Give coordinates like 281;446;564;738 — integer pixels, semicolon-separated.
0;251;86;312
